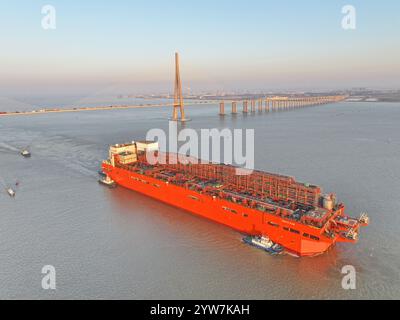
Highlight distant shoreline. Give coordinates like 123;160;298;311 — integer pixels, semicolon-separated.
0;100;217;117
1;97;399;118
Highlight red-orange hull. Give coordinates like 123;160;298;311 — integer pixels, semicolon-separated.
104;163;338;256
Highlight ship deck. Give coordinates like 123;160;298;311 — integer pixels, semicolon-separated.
114;158;339;230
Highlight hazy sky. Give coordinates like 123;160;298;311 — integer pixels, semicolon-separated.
1;0;399;96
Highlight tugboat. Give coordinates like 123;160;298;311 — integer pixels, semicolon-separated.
6;187;16;197
243;235;284;255
98;176;116;188
21;149;31;158
268;243;284;255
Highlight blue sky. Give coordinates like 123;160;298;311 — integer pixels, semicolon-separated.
0;0;399;95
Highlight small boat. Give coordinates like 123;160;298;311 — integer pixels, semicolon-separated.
98;176;116;188
266;243;284;255
6;188;16;197
243;235;273;250
243;235;284;255
21;150;31;158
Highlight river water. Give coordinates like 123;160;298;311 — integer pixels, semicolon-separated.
0;101;399;299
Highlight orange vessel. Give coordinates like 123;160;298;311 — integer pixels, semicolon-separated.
102;141;369;257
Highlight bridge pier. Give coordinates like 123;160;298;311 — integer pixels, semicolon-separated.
243;101;248;113
231;101;238;114
219;102;225;115
251;100;256;113
217;95;347;116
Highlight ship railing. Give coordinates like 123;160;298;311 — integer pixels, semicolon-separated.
344;229;358;241
222;189;326;225
359;212;369;225
323;230;336;239
334;216;358;227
